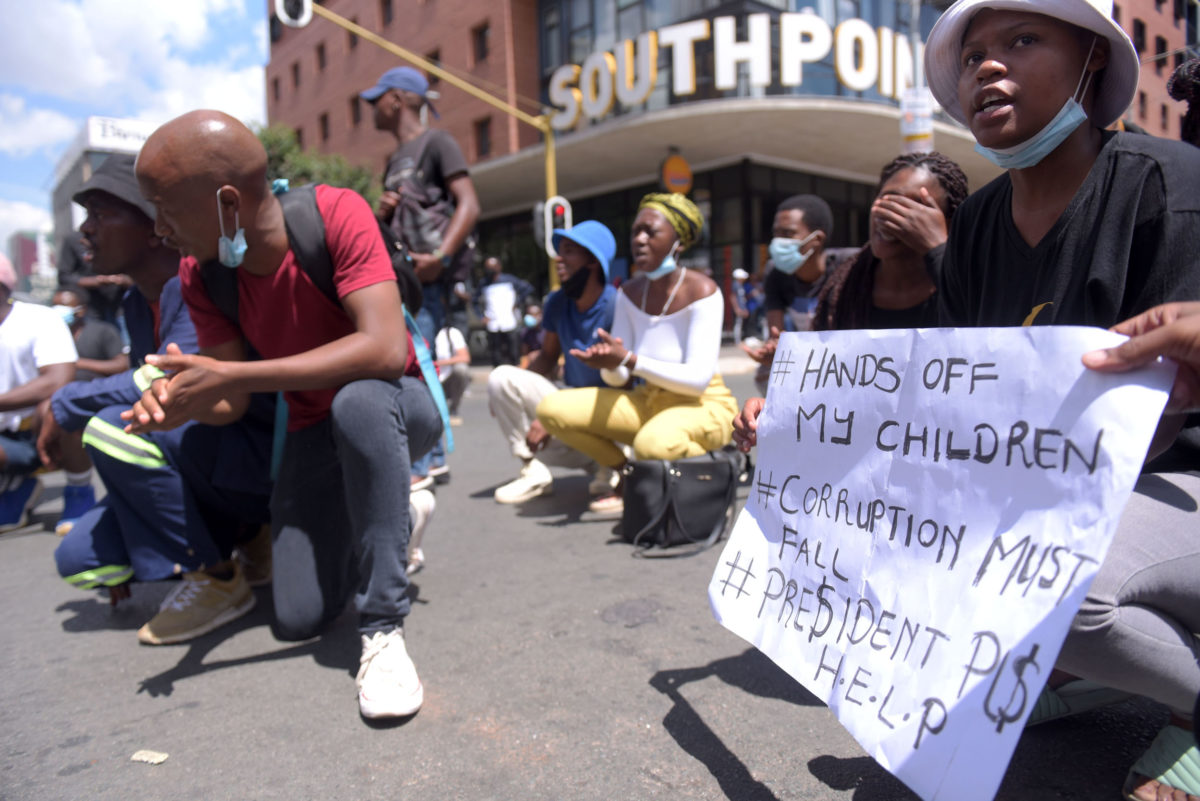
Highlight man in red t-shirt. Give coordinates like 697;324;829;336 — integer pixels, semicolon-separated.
129;110;442;720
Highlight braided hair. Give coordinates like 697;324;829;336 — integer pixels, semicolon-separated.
1168;58;1200;147
813;152;968;331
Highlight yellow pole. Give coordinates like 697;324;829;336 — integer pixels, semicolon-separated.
308;2;561;288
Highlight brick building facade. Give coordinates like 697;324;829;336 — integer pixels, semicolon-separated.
265;0;543;179
1114;0;1198;137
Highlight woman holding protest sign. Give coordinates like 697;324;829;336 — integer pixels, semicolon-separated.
920;0;1200;794
536;193;737;515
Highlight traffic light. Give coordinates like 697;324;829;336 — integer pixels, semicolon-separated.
541;195;572;257
274;0;312;27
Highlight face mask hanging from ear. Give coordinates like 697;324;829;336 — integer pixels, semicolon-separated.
768;231;819;275
974;37;1098;170
643;241;680;281
216;188;248;268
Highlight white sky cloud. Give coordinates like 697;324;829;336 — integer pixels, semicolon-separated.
0;199;53;251
0;95;79;158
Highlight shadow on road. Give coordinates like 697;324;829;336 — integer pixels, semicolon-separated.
649;649;824;801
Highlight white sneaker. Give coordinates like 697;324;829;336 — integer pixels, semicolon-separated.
407;489;436;576
357;628;423;718
587;465;619;497
493;459;553;504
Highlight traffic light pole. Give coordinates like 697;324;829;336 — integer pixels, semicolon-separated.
279;1;561;285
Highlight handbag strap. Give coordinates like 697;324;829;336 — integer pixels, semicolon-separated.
631;455;738;559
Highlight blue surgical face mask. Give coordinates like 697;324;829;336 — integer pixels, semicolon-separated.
769;231;819;275
643;242;680;281
54;305;79;326
524;313;538;328
216;189;248;268
974;38;1097;170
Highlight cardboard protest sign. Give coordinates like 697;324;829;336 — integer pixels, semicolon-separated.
709;327;1173;801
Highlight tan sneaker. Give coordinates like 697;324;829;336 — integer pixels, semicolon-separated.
137;563;255;645
235;524;273;587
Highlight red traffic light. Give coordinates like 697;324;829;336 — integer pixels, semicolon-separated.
550;204;567;228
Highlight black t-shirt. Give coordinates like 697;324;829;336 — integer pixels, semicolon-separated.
382;128;470;208
938;131;1200;327
764;264;826;331
73;319;125;381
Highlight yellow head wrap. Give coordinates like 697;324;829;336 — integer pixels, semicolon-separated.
637;193;704;252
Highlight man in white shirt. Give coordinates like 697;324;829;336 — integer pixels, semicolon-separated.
433;324;470;424
475;257;533;367
0;254;78;530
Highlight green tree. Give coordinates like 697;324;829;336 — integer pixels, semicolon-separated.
256;125;379;206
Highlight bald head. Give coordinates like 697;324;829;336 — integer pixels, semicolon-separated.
136;110;274;262
139;110;265;190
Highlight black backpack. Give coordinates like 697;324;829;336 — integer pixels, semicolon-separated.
201;183;423;324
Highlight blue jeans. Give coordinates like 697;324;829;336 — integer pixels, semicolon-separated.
0;431;39;476
270;377;441;639
414;283;445;346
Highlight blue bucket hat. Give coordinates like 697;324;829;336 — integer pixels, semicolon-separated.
360;66;439;118
552;220;616;279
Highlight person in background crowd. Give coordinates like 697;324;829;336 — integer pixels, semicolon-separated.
132;110;442;720
742;195;847;394
1167;58;1200;148
489;221;619;505
730;268;751;343
363;65;479;339
537;194;737;516
520;303;544;368
0;254;76;531
41;153;274;628
813;152;969;331
57;229;131;325
476;256;533;368
434;322;470;427
52;286;127;380
924;0;1200;796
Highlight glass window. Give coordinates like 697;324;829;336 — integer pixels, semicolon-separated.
319;113;330;143
473;23;491;62
1132;18;1145;53
291;62;300;88
272;77;280;102
316;42;326;71
618;3;643;43
543;6;562;71
349;95;362;127
348;18;359;49
381;0;394;26
475;117;492;158
1154;36;1167;74
571;0;592;28
427;50;441;85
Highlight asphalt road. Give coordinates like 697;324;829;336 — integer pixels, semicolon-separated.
0;348;1168;800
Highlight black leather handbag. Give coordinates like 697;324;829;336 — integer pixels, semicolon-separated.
620;448;740;556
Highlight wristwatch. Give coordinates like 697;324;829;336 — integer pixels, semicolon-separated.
431;248;452;268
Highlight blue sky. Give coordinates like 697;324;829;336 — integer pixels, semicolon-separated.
0;0;269;247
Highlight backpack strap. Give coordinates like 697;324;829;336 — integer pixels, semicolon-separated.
199;262;241;327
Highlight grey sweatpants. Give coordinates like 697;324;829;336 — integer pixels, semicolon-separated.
1057;470;1200;716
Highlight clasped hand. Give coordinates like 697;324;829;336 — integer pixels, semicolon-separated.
122;343;227;433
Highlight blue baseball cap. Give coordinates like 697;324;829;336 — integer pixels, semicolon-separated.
360;66;439;117
552;220;616;279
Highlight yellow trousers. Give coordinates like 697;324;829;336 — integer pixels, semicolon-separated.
536;376;738;468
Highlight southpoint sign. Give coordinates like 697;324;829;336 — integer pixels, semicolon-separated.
548;12;925;131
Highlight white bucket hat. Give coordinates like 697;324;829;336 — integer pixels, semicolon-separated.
924;0;1139;128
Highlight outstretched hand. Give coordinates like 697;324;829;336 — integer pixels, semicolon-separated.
569;328;629;370
1083;301;1200;413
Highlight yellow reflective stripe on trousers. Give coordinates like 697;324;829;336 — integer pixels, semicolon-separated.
82;417;168;470
64;564;133;589
133;364;166;393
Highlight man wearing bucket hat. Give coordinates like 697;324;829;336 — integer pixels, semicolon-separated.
925;1;1200;798
487;220;619;505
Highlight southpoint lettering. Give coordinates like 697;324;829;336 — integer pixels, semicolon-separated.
548;12;925;131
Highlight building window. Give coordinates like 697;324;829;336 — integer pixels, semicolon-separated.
1113;3;1121;23
472;23;490;63
426;50;441;86
1161;103;1169;131
1138;90;1147;119
319;113;330;143
272;76;281;102
1132;18;1145;53
1174;0;1185;22
349;18;359;49
1154;36;1167;74
349;95;362;127
1155;0;1165;11
475;117;492;158
291;61;301;88
317;42;326;71
295;126;304;149
381;0;393;26
270;14;283;42
1177;52;1186;70
543;6;562;72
